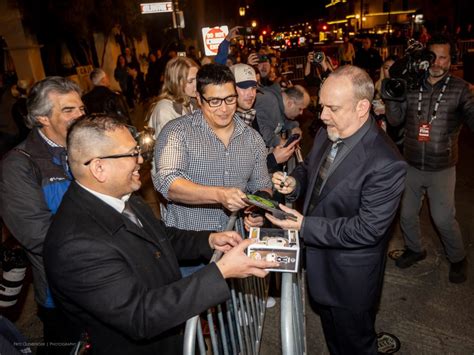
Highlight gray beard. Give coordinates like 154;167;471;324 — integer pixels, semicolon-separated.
327;130;340;142
429;67;448;78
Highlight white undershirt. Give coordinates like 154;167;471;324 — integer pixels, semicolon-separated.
76;181;131;214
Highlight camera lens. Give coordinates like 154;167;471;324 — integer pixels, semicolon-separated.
312;52;324;64
385;79;405;99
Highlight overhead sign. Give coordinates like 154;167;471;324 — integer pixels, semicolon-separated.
201;26;229;56
140;2;173;14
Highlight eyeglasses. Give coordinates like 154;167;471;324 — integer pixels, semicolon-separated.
83;146;141;165
200;94;238;108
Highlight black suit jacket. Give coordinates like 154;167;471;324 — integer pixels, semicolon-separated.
44;182;230;354
291;118;407;311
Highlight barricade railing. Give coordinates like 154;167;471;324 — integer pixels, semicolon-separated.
183;214;269;355
183;154;307;355
280;155;306;355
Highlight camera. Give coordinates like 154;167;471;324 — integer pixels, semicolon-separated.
381;39;436;101
311;51;325;64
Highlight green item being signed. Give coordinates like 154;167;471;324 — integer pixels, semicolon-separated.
244;194;298;221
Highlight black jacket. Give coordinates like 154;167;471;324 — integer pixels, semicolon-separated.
44;182;230;354
385;74;474;171
291;119;407;311
82;86;131;124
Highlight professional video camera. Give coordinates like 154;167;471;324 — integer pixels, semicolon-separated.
381;39;436;101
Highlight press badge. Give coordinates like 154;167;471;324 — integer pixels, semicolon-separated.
417;123;431;142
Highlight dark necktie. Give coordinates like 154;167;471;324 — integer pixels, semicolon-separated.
122;200;142;227
308;140;342;212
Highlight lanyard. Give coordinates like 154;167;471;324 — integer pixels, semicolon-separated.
417;75;450;123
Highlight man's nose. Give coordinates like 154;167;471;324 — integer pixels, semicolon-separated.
320;107;329;120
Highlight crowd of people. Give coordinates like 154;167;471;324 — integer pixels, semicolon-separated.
0;26;473;355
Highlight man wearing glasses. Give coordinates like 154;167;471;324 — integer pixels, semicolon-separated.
0;76;85;354
153;64;272;254
43;114;277;354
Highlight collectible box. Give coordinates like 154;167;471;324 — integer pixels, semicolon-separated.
247;227;300;273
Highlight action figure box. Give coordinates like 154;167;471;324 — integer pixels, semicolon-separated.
247;227;300;273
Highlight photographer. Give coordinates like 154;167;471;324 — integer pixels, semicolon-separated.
385;35;474;283
304;50;334;95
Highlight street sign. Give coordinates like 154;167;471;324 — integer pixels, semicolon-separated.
201;26;229;56
140;2;173;14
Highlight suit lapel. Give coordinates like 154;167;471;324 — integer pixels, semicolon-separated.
124;196;165;249
304;121;376;213
317;142;366;203
68;183;162;249
303;139;332;213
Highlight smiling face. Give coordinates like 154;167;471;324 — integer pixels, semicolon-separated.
38;91;85;146
102;127;143;198
319;75;367;141
198;82;237;131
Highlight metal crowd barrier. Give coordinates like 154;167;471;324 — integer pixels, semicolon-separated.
280;155;306;355
183;214;269;355
183;155;307;355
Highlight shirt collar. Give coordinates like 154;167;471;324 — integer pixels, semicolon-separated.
76;181;131;214
38;128;63;148
340;116;372;150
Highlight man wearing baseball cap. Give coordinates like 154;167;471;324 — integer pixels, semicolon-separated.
231;63;299;172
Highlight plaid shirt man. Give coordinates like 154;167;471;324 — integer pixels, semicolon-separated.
153;109;271;231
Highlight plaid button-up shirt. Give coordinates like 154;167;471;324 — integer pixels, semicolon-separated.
153;109;271;231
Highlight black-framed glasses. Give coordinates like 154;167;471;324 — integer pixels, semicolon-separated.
200;94;238;108
83;146;141;166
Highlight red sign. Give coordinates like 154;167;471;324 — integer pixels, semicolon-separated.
201;26;229;56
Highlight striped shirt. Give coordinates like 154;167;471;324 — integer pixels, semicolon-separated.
153;109;271;231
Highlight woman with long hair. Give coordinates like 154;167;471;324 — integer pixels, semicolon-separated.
147;56;199;137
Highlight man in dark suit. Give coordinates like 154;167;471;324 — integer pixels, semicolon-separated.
267;65;407;354
43;114;277;354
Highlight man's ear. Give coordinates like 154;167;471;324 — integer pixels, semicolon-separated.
36;116;50;127
196;94;203;107
88;159;107;183
356;99;371;117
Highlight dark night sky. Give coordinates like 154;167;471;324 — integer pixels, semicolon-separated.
252;0;326;28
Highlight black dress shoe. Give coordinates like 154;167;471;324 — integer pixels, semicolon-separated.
449;258;467;283
395;248;427;268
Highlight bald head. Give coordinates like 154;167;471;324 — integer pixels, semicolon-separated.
282;85;310;120
327;65;374;104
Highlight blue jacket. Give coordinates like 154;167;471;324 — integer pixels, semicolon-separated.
0;128;72;307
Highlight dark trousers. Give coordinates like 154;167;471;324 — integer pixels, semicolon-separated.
37;305;79;355
317;305;377;355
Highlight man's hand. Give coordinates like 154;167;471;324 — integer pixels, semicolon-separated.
216;239;279;278
226;26;241;41
247;53;259;66
209;231;242;252
243;207;265;231
272;171;296;194
218;187;249;212
272;137;300;164
265;204;303;231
